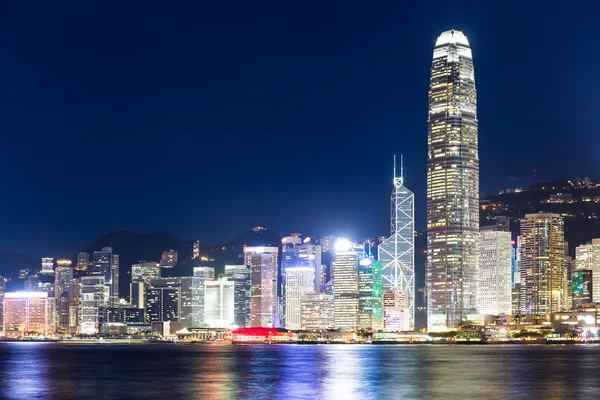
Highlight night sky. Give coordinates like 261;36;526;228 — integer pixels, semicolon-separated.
0;1;597;257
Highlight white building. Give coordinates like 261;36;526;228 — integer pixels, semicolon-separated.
193;266;215;279
383;290;409;331
575;239;600;302
80;276;105;334
204;280;234;328
332;239;362;330
301;293;334;330
284;267;315;330
477;228;513;315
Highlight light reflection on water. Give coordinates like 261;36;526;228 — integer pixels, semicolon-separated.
0;343;599;399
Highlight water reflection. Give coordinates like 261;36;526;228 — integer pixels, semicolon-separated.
1;343;600;399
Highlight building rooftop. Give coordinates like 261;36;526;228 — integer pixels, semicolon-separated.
436;29;470;47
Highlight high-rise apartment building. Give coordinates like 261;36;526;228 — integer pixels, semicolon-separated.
223;265;251;327
332;239;361;330
55;260;74;333
3;292;52;336
477;227;512;315
426;29;479;331
575;239;600;302
80;276;105;334
0;276;5;328
204;280;235;328
519;213;568;315
378;157;415;329
245;246;278;327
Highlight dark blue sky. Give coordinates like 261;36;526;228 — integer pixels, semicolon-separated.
0;1;597;257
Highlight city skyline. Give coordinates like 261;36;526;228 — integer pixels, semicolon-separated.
0;2;596;258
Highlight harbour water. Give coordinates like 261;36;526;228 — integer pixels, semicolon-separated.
0;343;598;399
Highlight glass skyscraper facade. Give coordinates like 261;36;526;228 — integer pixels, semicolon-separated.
426;30;479;331
245;246;279;328
378;157;415;329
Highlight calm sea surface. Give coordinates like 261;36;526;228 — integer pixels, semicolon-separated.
0;343;598;399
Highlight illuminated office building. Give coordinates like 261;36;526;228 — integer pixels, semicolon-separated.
572;270;593;308
378;156;415;329
245;246;278;327
40;257;54;275
80;276;105;334
204;280;235;328
383;290;409;332
146;279;181;323
477;227;512;315
160;250;178;268
284;266;314;330
193;266;215;279
3;292;52;336
55;260;74;333
146;277;203;327
301;293;334;330
426;29;479;331
132;261;161;284
332;239;361;330
76;252;89;272
358;259;383;330
223;265;251;327
575;239;600;302
519;213;568;315
90;247;119;307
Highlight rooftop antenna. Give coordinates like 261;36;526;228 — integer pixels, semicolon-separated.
393;154;397;180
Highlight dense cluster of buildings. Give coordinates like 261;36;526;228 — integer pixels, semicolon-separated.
0;29;598;340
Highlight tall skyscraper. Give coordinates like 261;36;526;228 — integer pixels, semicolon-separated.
476;227;512;315
245;246;278;327
427;29;479;331
358;259;383;330
378;156;415;329
55;259;74;333
519;213;568;315
575;239;600;302
80;276;105;334
223;265;251;327
90;247;119;307
332;239;361;330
